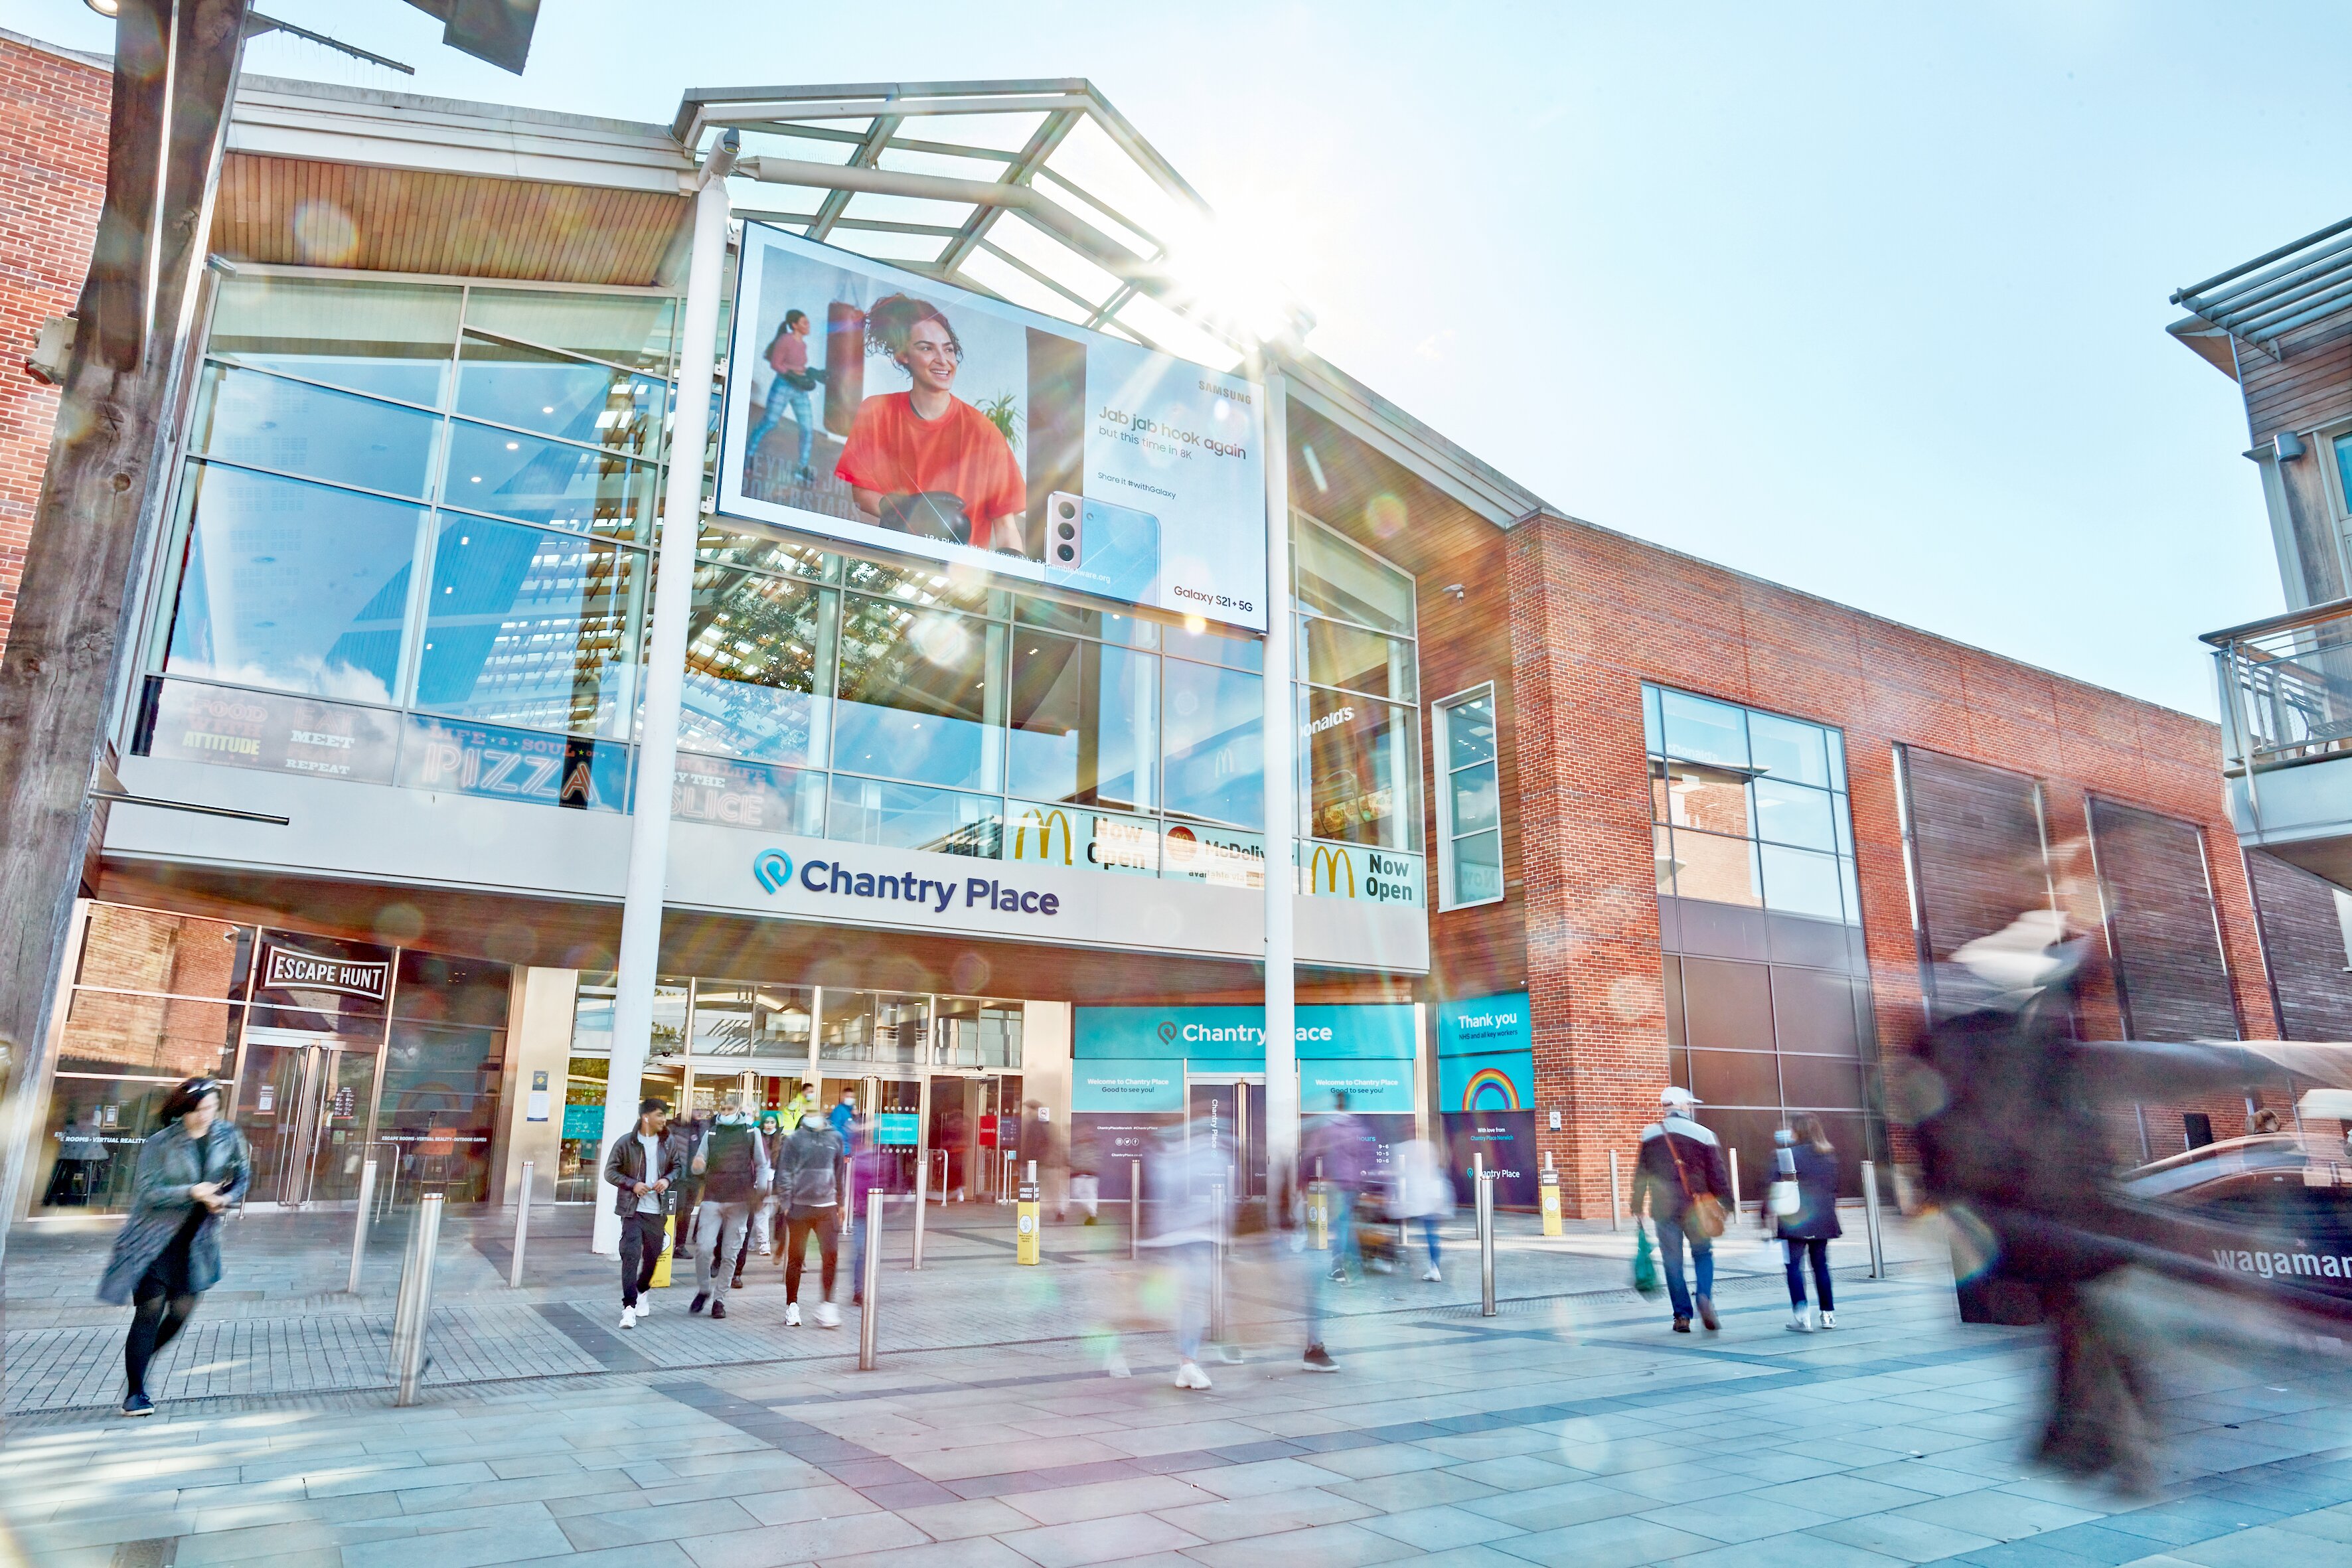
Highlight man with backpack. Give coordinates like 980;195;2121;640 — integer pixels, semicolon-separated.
688;1092;768;1320
1636;1086;1730;1333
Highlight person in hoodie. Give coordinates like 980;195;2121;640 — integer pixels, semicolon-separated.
1636;1085;1730;1332
777;1099;847;1328
689;1092;768;1320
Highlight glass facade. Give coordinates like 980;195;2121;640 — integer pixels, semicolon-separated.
1644;684;1879;1192
1434;686;1502;907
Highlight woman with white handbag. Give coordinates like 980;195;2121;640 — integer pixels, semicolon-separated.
1766;1114;1843;1332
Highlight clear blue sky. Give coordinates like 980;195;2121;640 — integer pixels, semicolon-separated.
13;0;2337;718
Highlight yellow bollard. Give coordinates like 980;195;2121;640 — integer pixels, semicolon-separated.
651;1212;676;1287
1016;1160;1040;1265
1539;1155;1563;1237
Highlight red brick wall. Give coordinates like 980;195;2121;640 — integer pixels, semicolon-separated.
0;33;109;663
1506;512;2275;1215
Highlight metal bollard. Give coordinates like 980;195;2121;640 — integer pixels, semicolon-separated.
859;1187;883;1371
1129;1156;1142;1261
1607;1150;1622;1233
1209;1180;1228;1341
1729;1149;1743;1230
509;1160;533;1289
1476;1153;1497;1317
347;1159;376;1293
1861;1158;1885;1280
391;1193;444;1406
911;1142;928;1271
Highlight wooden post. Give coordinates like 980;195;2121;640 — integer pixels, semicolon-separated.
0;0;252;1360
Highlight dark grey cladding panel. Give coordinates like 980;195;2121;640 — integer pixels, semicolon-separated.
1767;910;1857;973
2088;797;2239;1044
2246;848;2352;1042
1660;896;1768;962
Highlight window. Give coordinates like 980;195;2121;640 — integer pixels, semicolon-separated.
1434;686;1502;907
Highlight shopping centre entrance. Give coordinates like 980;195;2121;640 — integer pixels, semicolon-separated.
238;1029;378;1208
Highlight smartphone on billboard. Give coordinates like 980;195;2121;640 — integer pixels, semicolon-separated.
1042;491;1160;602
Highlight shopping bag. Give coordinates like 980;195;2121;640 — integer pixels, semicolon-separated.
1632;1221;1661;1297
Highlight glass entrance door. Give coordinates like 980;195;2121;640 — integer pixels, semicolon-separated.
238;1031;377;1206
1186;1079;1268;1200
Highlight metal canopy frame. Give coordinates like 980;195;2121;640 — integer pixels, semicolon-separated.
2172;214;2352;362
672;78;1306;366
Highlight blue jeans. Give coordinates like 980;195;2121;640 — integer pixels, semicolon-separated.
1655;1218;1714;1320
1330;1188;1365;1279
1784;1236;1832;1311
747;384;815;472
1421;1216;1442;1269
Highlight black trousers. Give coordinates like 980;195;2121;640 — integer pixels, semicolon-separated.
124;1280;198;1398
619;1210;666;1306
782;1208;838;1303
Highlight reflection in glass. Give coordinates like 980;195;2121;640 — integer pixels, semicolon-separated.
1163;620;1263;672
192;363;441;499
1015;596;1157;646
1302;615;1415;700
443;420;656;540
414;518;639;738
463;288;676;373
1660;689;1749;769
698;526;834;582
679;569;834;766
1659;761;1752;838
1305;690;1421;850
1749;711;1831;788
1753;778;1838;851
1294;516;1413;634
35;1080;179;1213
455;333;667;455
840;554;1005;617
571;973;689;1059
690;982;813;1062
56;994;241;1078
207;275;459;406
819;992;927;1064
1672;828;1762;906
378;1020;505;1204
1760;843;1845;921
833;596;1003;790
1448;692;1496;770
933;997;1023;1068
74;907;252;998
826;775;1002;857
1163;660;1262;828
1007;633;1157;810
163;464;422;704
1454;828;1503;903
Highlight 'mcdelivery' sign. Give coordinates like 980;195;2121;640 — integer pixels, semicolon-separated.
751;848;1062;918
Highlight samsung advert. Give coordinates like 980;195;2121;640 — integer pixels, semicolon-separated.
717;223;1269;633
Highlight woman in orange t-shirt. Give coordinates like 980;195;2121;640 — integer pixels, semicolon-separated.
835;293;1028;553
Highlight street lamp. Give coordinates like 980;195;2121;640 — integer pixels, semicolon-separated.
84;0;119;17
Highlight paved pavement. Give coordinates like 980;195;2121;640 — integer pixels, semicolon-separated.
4;1233;2352;1568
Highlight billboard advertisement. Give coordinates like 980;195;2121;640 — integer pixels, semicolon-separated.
717;222;1269;632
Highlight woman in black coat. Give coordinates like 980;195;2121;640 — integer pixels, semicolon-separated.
1767;1113;1843;1333
96;1076;250;1415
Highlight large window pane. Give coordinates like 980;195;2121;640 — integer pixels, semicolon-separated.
379;1020;504;1205
1659;761;1751;838
1660;689;1748;769
818;992;927;1065
75;907;252;998
454;333;667;455
207;275;458;406
1452;828;1502;904
1447;691;1496;770
826;775;1002;856
1749;711;1832;788
1006;633;1158;811
56;994;240;1078
1302;616;1415;700
444;420;657;542
1304;692;1420;850
463;289;676;374
833;596;1003;790
414;518;639;738
1294;518;1413;634
1449;758;1499;836
191;363;441;499
698;526;834;582
1780;1053;1865;1109
1753;778;1837;850
841;554;1006;618
1759;843;1846;921
934;997;1022;1068
679;569;834;767
163;465;421;704
1164;660;1263;828
1686;1049;1780;1107
1015;595;1158;647
690;982;813;1064
36;1081;177;1214
1164;619;1263;672
1670;828;1762;907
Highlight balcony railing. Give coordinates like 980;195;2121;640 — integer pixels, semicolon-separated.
2203;597;2352;772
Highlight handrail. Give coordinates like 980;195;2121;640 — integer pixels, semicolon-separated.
2201;595;2352;648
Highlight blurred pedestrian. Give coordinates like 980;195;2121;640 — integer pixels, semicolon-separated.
2252;1108;2282;1135
1391;1137;1456;1283
778;1099;846;1328
1767;1115;1842;1332
747;1109;785;1261
98;1077;249;1417
690;1092;767;1319
603;1097;676;1330
1139;1121;1221;1389
846;1124;884;1308
1636;1086;1728;1332
1306;1091;1373;1283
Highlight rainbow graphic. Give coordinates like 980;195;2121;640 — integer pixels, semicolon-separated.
1458;1065;1522;1113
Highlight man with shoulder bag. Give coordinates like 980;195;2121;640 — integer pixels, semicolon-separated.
1636;1086;1729;1332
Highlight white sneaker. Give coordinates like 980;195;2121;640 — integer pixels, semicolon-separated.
815;1301;840;1329
1421;1265;1443;1283
1819;1310;1836;1329
1173;1360;1212;1391
619;1306;638;1330
1104;1348;1131;1379
1786;1308;1814;1334
784;1301;801;1327
635;1296;651;1318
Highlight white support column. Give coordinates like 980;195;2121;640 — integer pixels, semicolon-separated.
591;132;737;1257
1260;374;1298;1198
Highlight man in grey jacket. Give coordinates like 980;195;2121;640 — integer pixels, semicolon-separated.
689;1092;769;1320
777;1109;846;1328
602;1098;676;1329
